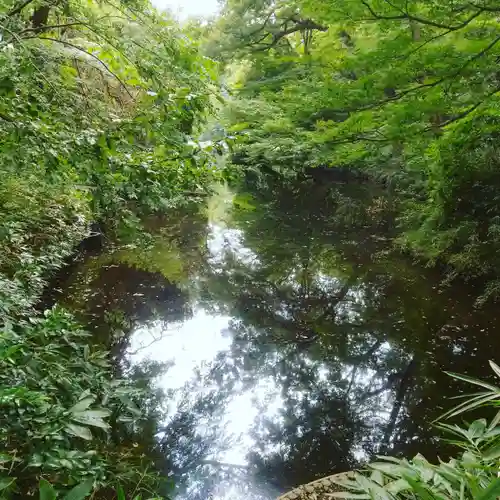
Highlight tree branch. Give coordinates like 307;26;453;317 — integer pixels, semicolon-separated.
361;0;485;30
18;22;85;36
252;18;327;51
237;9;275;40
37;37;134;100
329;33;500;117
422;84;500;131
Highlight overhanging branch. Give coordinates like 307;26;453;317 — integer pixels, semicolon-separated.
361;0;485;30
37;37;134;100
250;17;328;51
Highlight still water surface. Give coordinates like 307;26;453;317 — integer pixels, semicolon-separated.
48;178;500;499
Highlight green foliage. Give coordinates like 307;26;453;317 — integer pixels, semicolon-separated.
0;307;163;498
331;361;500;499
0;0;226;325
213;0;500;293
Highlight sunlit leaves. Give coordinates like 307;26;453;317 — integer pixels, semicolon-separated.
215;0;500;288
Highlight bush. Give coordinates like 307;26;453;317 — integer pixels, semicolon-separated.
0;308;163;499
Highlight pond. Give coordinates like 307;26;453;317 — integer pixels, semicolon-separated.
45;176;500;499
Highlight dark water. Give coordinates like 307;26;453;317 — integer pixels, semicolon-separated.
48;177;500;499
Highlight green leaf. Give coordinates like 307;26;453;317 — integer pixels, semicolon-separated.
370;470;384;486
65;423;93;440
356;475;394;500
402;475;441;500
436;461;462;484
0;345;22;361
71;409;110;429
487;409;500;431
482;442;500;460
475;477;500;500
438;392;500;420
63;479;94;500
469;419;487;438
0;477;15;492
116;486;125;500
215;94;226;104
39;479;56;500
444;371;500;392
489;360;500;380
369;461;407;476
69;397;94;414
385;478;411;494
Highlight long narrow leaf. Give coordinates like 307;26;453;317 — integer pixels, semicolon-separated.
444;371;500;392
116;486;125;500
475;476;500;500
487;409;500;431
489;360;500;380
435;391;491;421
438;392;500;421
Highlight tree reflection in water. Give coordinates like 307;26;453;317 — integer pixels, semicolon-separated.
52;178;500;499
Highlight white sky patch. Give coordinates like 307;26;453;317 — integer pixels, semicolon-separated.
127;220;283;499
208;223;261;268
152;0;220;18
128;308;283;500
128;310;232;386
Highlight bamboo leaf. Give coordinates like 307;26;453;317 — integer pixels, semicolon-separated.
69;397;94;414
475;477;500;500
444;371;500;392
489;360;500;380
438;393;500;420
487;409;500;431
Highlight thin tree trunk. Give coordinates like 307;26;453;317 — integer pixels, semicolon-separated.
380;357;418;453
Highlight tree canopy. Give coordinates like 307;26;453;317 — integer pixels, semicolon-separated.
212;0;500;294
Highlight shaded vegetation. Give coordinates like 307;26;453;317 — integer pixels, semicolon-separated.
208;0;500;298
0;0;223;322
0;0;223;496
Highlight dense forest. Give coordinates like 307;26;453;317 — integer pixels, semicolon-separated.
3;0;500;498
210;0;500;300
